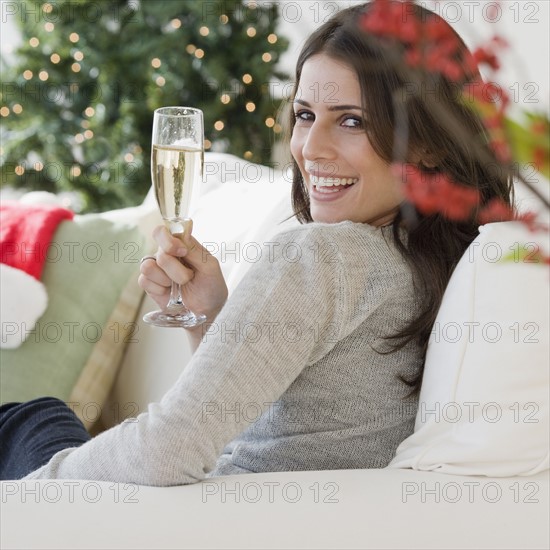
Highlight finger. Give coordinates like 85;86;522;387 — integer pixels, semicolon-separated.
174;221;220;273
138;274;171;297
156;250;196;286
182;218;193;247
152;225;188;257
139;255;174;286
153;221;220;275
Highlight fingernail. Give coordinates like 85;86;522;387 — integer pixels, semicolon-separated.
177;247;187;256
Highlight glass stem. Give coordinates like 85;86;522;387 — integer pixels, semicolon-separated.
168;281;184;308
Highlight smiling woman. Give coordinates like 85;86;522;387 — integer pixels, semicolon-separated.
291;54;403;226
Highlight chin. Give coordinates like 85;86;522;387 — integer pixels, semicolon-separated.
311;207;357;224
311;212;340;224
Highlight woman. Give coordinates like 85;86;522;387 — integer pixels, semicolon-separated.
0;2;512;484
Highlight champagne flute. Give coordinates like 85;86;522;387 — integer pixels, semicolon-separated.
143;106;207;328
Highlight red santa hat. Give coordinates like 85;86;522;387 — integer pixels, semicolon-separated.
1;195;74;349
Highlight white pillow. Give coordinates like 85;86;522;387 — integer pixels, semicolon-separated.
389;221;549;476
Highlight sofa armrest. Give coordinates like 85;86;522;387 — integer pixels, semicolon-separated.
2;468;548;549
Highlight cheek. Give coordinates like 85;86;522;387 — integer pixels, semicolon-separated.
290;131;303;163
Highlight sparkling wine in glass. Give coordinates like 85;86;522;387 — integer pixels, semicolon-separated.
143;106;207;328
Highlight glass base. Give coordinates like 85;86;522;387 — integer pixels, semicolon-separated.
143;307;207;328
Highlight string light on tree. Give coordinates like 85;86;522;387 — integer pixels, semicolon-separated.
70;165;81;177
34;162;44;171
15;165;25;176
267;33;278;44
3;0;289;212
244;151;253;159
273;123;282;134
262;53;272;62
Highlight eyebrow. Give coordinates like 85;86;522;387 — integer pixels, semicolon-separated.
293;99;363;112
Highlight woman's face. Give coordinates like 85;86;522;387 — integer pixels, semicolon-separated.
290;54;403;225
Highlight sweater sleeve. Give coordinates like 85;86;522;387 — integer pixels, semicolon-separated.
23;225;350;486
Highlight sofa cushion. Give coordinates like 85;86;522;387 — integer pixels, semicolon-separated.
389;221;549;476
0;212;150;431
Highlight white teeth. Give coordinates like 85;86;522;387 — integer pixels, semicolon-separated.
310;175;358;187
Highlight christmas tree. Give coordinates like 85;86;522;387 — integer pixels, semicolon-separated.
0;0;289;212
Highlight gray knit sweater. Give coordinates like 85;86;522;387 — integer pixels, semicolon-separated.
24;221;423;486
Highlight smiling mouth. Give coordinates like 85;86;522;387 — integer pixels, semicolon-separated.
310;175;358;193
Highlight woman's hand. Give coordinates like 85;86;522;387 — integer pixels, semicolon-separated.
138;220;228;329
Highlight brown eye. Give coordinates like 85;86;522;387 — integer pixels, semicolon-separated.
341;116;363;129
294;110;314;122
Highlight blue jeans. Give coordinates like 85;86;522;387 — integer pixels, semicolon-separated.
0;397;91;479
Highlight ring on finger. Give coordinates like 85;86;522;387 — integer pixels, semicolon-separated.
140;255;157;265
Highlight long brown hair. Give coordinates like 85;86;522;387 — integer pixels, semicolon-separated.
286;2;514;395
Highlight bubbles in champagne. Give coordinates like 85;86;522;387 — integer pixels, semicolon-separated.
152;145;203;221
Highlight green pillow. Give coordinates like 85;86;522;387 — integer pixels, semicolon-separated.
0;214;146;406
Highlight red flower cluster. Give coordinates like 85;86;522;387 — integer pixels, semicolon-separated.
361;1;509;87
477;197;515;224
397;165;545;238
360;0;418;40
469;36;508;72
394;163;480;220
477;200;543;234
360;0;469;82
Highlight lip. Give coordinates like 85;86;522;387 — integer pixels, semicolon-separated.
309;180;358;202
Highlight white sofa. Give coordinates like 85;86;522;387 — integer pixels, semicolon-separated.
1;154;548;549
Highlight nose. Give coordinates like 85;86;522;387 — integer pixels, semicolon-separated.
301;119;337;164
